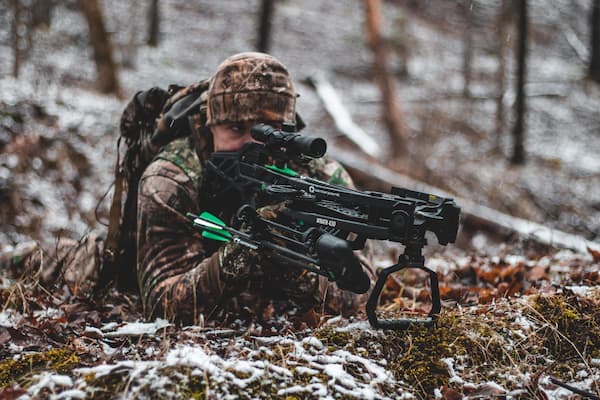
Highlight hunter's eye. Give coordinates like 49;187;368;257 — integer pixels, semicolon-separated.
230;124;245;134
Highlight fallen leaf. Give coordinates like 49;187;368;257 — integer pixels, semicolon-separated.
441;386;462;400
587;246;600;262
0;387;27;400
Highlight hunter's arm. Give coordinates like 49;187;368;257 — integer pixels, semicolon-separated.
137;159;223;322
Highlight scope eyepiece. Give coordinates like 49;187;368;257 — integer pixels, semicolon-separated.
251;123;327;158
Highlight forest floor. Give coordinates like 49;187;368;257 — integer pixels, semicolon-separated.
1;0;599;398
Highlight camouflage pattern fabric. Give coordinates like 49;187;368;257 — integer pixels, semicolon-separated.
137;137;375;324
206;52;296;126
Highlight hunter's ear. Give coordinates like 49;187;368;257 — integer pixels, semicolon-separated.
192;125;214;163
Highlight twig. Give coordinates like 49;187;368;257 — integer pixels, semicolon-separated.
548;376;600;400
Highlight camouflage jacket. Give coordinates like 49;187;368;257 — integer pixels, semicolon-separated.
137;137;374;323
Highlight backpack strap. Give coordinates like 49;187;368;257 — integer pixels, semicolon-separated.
103;137;124;267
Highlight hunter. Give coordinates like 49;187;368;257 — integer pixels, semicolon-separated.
136;52;375;324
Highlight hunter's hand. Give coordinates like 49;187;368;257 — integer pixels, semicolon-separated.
218;242;260;283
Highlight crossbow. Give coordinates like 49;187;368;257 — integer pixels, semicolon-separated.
187;124;460;329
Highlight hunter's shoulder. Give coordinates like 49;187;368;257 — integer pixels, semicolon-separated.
307;156;354;188
142;137;203;187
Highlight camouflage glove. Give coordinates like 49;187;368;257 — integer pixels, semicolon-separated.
218;203;287;284
218;242;260;284
256;201;321;301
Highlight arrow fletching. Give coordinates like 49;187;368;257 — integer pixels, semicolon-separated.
187;212;233;242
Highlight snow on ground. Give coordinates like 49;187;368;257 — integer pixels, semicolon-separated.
1;244;598;398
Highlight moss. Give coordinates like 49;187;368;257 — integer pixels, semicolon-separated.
315;327;351;348
317;311;526;399
0;348;79;389
532;292;600;359
85;370;130;400
180;372;205;400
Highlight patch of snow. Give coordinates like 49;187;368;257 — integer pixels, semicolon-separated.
442;357;464;385
102;318;170;337
295;366;320;375
425;257;457;276
576;369;588;378
26;373;74;399
277;383;329;398
33;307;64;321
504;255;526;265
100;322;119;331
51;389;87;400
514;315;535;332
101;341;118;356
0;310;21;328
335;320;373;332
325;315;343;325
145;346;157;356
66;332;409;399
565;286;595;297
302;336;324;350
540;375;600;400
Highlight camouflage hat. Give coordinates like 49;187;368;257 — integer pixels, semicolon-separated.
206;52;297;126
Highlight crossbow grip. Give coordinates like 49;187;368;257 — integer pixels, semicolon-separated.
316;234;371;294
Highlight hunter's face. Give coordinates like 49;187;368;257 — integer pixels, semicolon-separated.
211;121;282;152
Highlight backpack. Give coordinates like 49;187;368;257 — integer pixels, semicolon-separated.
100;80;210;290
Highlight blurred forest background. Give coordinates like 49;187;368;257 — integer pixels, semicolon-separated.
1;2;600;399
1;0;600;255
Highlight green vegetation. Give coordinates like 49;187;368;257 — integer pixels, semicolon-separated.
0;348;79;389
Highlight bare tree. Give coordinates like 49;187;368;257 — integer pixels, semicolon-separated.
257;0;274;53
147;0;159;47
79;0;120;95
31;0;52;28
462;0;474;98
591;0;600;82
364;0;407;158
494;0;512;149
11;0;21;78
511;0;527;164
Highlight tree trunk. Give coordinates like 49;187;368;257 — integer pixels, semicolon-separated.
147;0;159;47
11;0;21;78
495;0;511;149
462;1;474;98
591;0;600;82
511;0;527;165
257;0;274;53
364;0;407;158
31;0;52;28
79;0;120;95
